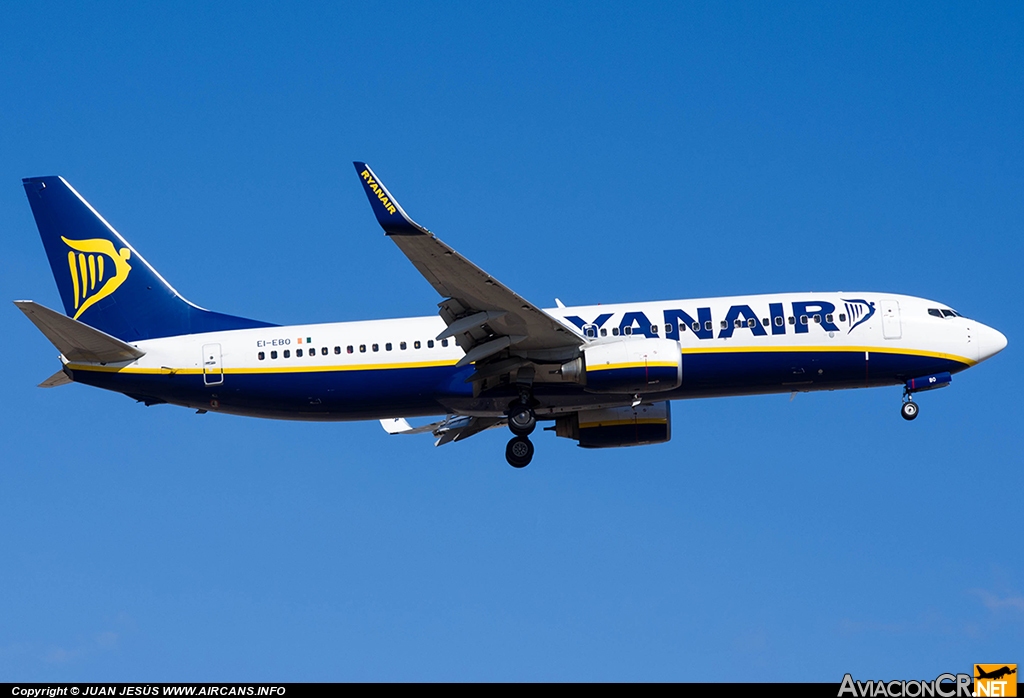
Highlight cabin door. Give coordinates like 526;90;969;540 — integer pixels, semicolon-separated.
202;343;224;385
881;301;902;340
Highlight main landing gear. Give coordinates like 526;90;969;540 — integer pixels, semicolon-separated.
505;394;537;468
901;391;919;421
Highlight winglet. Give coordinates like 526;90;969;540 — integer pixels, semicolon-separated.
353;162;429;236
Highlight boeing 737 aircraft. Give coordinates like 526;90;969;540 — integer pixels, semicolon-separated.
16;164;1008;467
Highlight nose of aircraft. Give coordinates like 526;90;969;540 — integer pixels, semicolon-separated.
975;322;1008;362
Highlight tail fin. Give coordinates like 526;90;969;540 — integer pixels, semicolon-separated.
22;176;275;341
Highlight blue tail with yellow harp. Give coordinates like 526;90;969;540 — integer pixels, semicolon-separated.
22;176;275;342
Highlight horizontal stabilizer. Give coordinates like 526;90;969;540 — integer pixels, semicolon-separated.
38;369;72;388
15;300;145;363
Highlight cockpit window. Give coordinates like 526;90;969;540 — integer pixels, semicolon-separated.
928;309;942;318
941;309;956;318
929;308;965;318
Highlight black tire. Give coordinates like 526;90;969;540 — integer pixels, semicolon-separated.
505;436;534;468
901;401;919;421
507;402;536;436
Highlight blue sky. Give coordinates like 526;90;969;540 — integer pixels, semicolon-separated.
1;1;1021;681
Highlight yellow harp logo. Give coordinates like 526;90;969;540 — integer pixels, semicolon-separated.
62;236;132;320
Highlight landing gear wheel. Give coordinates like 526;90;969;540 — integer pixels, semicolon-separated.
901;401;919;421
505;436;534;468
507;401;537;436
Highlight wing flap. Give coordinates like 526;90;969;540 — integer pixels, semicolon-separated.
15;300;145;363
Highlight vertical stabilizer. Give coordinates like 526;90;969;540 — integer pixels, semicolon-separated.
22;177;275;341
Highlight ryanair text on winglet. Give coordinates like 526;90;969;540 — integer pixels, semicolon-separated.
360;169;398;215
838;673;972;698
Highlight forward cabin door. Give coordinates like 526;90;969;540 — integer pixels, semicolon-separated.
202;343;224;385
881;300;902;340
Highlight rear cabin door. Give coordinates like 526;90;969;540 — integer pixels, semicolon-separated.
881;300;902;340
202;343;224;385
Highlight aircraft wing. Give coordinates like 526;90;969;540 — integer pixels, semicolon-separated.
353;162;582;369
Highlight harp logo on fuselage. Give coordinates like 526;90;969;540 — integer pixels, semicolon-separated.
62;236;132;320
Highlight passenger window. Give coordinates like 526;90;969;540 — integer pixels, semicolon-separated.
359;345;366;353
788;316;795;325
283;349;290;358
270;350;278;359
928;308;942;318
813;314;821;323
665;324;673;334
258;351;265;360
624;326;632;335
414;340;421;349
762;318;769;326
747;318;756;328
600;328;608;336
800;315;808;325
611;327;619;336
774;316;783;327
400;341;407;350
733;319;741;328
385;343;392;351
679;323;687;333
296;349;303;357
428;340;434;348
692;322;700;332
334;346;341;354
838;314;846;322
825;314;833;323
585;327;596;338
441;339;449;347
704;321;712;331
310;350;316;359
721;321;728;329
372;343;379;352
347;345;354;354
322;347;328;356
651;325;658;334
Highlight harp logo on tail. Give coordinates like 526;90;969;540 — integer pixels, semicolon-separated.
61;236;132;320
842;299;876;334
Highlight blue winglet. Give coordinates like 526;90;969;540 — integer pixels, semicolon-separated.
353;162;428;236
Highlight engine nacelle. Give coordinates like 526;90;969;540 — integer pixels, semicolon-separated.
554;402;671;449
569;338;682;394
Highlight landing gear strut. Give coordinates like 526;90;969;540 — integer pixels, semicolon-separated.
505;390;537;467
901;391;919;421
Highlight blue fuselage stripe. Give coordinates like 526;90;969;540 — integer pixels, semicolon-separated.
71;350;970;420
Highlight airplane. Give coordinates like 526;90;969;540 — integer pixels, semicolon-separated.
16;163;1008;467
976;666;1016;681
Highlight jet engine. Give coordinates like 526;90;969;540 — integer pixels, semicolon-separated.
560;338;682;394
553;402;671;449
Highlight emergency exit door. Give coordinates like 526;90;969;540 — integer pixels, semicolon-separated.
202;343;224;385
880;301;902;340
